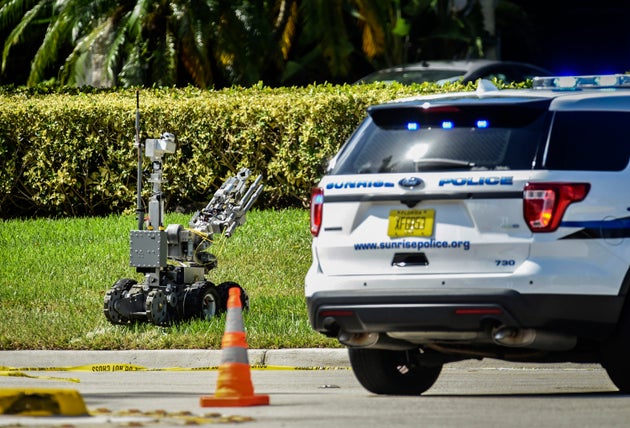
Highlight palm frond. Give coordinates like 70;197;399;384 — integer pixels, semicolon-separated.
278;0;297;60
102;14;132;85
149;28;177;86
60;17;111;85
1;0;48;73
214;3;260;84
306;0;353;77
118;42;145;87
173;1;214;87
353;0;387;59
128;0;151;39
0;0;41;28
27;7;78;85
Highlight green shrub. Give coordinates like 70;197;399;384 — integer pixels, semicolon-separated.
0;82;478;218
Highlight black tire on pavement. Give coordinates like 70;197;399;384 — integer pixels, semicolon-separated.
601;298;630;393
348;348;442;395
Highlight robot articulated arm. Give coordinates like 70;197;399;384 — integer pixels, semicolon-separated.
190;168;264;238
166;168;264;271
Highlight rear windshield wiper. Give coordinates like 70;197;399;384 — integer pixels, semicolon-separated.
413;158;476;170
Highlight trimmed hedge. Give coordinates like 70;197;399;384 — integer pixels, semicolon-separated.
0;83;476;218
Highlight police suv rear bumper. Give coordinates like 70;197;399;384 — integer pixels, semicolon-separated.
307;289;623;342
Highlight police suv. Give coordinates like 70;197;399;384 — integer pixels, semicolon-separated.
306;75;630;395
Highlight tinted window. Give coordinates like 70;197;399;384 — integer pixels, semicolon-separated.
332;101;551;175
544;111;630;171
478;65;545;83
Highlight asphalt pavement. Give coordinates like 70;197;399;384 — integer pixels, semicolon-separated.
0;348;351;426
1;349;624;428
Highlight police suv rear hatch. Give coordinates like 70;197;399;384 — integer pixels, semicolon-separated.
311;98;552;276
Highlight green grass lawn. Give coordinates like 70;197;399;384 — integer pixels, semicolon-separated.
0;210;338;350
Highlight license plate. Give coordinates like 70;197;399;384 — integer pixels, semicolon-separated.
387;209;435;237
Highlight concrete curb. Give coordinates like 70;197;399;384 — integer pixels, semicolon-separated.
0;349;350;369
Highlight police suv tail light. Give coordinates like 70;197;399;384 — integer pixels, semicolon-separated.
523;183;590;232
310;187;324;237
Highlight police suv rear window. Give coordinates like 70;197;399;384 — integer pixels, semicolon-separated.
544;111;630;171
332;100;551;175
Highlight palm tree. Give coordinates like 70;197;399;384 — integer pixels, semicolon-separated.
0;0;289;87
0;0;512;87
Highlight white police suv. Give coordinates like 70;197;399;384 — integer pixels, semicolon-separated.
306;75;630;395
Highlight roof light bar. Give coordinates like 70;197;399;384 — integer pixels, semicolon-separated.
533;74;630;90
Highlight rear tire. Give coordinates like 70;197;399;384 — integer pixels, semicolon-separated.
601;299;630;393
348;348;442;395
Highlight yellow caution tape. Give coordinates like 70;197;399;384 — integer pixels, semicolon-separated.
0;363;349;383
1;363;347;383
0;363;348;374
0;371;80;383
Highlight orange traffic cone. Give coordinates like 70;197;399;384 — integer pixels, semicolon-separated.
200;287;270;407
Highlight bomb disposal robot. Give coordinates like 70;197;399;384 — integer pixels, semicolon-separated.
104;131;263;326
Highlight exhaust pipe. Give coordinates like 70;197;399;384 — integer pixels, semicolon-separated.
492;326;576;351
338;332;379;348
338;332;415;350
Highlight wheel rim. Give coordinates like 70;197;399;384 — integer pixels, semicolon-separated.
201;290;217;319
146;290;170;325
